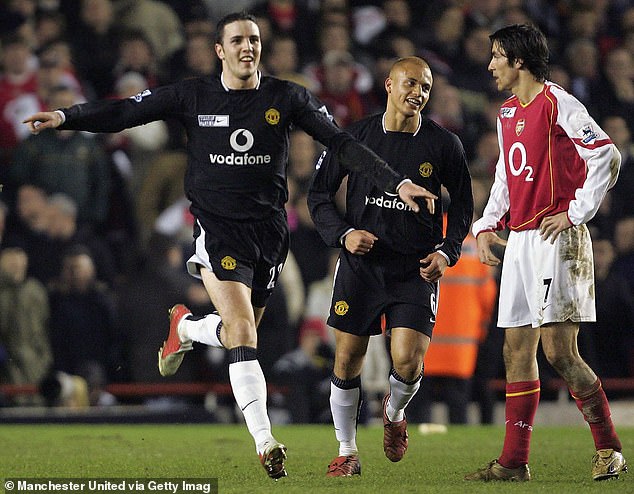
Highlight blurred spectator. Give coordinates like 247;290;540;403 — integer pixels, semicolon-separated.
113;0;184;64
36;38;86;102
445;84;502;162
164;10;216;83
289;188;331;294
0;245;52;405
273;318;333;423
450;26;497;110
463;0;505;32
593;46;634;131
303;20;373;95
564;38;600;108
113;30;163;88
367;0;424;52
10;85;112;228
263;33;314;89
3;184;55;284
70;0;121;99
315;50;367;128
252;0;319;66
118;232;210;383
136;151;187;250
0;33;42;171
549;64;572;91
612;216;634;294
287;130;322;191
5;0;38;46
34;10;67;50
468;129;499;179
182;32;217;80
46;193;118;286
48;245;122;382
420;5;465;73
363;44;399;114
107;71;169;194
579;238;634;379
602;115;634;219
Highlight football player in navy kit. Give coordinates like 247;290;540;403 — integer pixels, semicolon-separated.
308;56;473;476
23;12;437;480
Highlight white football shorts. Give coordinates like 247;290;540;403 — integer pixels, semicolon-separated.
497;225;596;328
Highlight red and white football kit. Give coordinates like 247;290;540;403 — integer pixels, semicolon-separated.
472;82;621;328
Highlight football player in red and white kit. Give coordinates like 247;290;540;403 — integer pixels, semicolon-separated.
465;24;627;482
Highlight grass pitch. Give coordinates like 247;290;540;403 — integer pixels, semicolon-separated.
1;424;631;493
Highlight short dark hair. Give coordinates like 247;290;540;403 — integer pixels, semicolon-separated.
214;11;258;45
489;24;549;82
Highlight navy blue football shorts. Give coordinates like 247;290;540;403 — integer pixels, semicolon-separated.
187;210;289;307
327;250;438;338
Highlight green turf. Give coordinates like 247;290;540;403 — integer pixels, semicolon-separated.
0;424;631;493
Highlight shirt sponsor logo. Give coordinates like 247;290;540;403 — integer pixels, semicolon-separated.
515;118;525;136
130;89;151;102
208;128;272;165
500;107;516;118
578;124;598;144
365;194;414;211
198;114;229;127
334;300;349;316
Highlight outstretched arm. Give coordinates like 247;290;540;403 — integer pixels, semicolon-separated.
23;111;64;135
396;180;436;214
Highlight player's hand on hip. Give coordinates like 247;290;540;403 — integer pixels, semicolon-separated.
23;111;63;135
397;181;437;214
539;212;572;244
476;231;506;266
344;229;378;255
419;252;448;282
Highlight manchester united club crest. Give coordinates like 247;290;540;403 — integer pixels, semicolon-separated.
265;108;280;125
515;119;525;136
221;255;237;270
334;300;349;316
419;162;433;178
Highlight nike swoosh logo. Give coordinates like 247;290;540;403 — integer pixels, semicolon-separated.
241;399;258;411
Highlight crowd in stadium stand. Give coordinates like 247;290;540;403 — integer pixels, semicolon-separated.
0;0;633;421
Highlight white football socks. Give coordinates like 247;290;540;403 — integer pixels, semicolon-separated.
229;355;274;453
178;313;224;347
330;376;362;456
386;370;422;422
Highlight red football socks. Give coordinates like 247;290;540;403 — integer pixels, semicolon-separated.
498;380;540;469
571;379;622;451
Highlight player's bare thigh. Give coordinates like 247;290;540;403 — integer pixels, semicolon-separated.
200;267;259;348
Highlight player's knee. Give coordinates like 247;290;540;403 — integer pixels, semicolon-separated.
392;354;423;382
224;317;257;348
545;352;578;374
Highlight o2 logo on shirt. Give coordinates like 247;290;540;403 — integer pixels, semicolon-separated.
508;142;534;182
